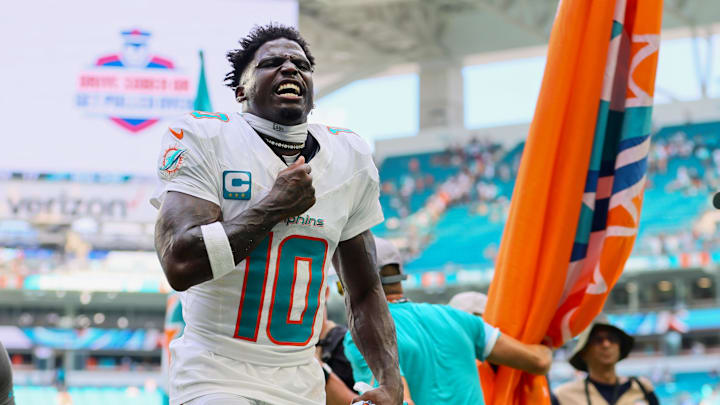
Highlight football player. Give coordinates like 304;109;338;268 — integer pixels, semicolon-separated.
153;24;402;405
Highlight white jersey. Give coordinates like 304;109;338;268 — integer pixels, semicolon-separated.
151;111;383;405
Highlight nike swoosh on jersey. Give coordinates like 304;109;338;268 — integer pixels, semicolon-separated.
169;127;184;140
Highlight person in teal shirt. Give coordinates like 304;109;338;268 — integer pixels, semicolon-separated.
344;237;553;405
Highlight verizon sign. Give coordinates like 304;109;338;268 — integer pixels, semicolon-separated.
1;181;158;223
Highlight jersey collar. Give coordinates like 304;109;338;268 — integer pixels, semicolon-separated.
237;113;331;182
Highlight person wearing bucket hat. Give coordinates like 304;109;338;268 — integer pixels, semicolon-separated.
554;314;659;405
344;237;553;405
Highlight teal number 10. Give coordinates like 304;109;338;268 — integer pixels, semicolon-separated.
233;233;328;346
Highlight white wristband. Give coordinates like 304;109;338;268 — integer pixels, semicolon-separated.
200;222;235;280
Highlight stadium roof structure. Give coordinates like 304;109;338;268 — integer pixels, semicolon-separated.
300;0;720;97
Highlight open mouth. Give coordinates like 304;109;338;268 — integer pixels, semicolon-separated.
274;81;303;99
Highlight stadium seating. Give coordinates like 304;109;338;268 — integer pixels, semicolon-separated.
14;385;163;405
654;372;720;403
380;152;461;189
405;205;503;271
376;121;720;272
15;373;719;405
13;385;57;404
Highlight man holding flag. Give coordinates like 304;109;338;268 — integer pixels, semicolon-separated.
344;237;553;405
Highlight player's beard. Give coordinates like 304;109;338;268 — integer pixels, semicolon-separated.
278;106;304;123
277;96;314;124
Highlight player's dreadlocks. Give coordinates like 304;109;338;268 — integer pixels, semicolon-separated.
225;23;315;89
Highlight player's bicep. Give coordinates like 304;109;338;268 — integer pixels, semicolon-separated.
155;191;222;264
334;230;379;297
158;191;222;226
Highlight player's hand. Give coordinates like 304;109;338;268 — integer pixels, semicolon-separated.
264;156;316;219
352;385;402;405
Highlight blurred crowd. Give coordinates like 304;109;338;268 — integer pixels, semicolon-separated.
381;137;517;220
638;229;720;256
379;137;516;259
379;130;720;261
648;131;720;196
641;130;720;255
0;248;63;288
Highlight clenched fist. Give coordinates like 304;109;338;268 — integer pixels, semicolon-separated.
264;156;316;219
352;385;403;405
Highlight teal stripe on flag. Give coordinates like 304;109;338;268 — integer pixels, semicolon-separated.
611;21;623;39
620;106;653;141
574;204;594;244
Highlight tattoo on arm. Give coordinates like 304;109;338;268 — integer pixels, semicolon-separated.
154;191;283;291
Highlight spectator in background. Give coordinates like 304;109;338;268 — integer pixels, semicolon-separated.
0;341;15;405
554;315;659;405
345;237;552;405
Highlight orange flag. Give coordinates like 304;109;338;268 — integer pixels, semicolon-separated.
483;0;663;404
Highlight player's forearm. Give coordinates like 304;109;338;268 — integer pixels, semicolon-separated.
157;198;283;291
335;231;402;399
346;283;402;392
223;199;285;260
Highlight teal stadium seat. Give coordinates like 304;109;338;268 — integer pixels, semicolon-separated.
14;386;59;405
655;372;720;403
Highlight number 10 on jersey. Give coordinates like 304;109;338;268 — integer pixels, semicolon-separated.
233;233;328;346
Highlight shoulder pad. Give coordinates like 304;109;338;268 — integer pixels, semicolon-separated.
321;125;372;156
188;111;230;122
169;111;232;140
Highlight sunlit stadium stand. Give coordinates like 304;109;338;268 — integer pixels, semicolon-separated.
14;385;163;405
376;121;720;277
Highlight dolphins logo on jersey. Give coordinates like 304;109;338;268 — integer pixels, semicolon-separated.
159;146;187;179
